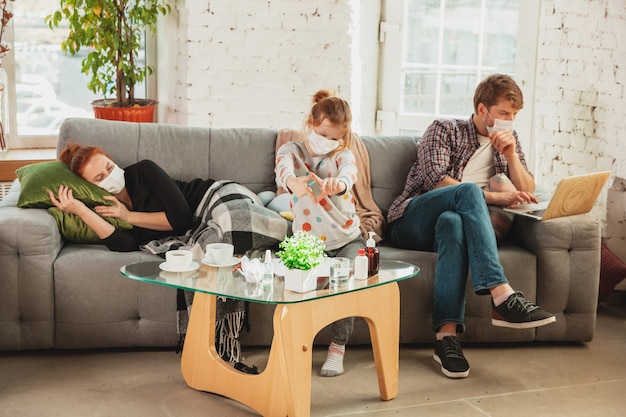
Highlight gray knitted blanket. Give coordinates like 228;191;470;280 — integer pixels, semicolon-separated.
142;180;291;361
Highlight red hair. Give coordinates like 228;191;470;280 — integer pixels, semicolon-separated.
59;142;110;177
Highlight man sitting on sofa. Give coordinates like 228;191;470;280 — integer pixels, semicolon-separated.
386;74;556;379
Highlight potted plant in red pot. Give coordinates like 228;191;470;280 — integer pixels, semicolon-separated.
46;0;171;122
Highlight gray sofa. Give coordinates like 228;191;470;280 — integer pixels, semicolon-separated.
0;118;602;351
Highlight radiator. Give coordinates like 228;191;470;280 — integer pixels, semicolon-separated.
0;181;12;201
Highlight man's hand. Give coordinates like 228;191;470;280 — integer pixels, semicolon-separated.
489;130;517;159
486;190;538;207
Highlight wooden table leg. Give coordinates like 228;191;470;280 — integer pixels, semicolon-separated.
276;282;400;417
180;292;289;417
181;282;400;417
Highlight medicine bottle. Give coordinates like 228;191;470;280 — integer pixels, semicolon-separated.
263;249;274;284
354;248;368;280
365;231;380;276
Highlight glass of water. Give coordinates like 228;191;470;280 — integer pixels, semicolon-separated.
329;257;351;288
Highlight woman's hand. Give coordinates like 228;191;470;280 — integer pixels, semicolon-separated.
49;185;89;215
49;185;117;240
94;195;130;221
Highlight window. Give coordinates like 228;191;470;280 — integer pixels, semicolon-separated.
3;0;151;150
377;0;540;164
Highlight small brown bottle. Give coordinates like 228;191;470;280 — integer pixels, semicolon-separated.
365;232;379;276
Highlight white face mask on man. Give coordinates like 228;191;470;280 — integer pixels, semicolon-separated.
307;130;340;155
98;164;126;194
484;112;515;135
486;118;514;134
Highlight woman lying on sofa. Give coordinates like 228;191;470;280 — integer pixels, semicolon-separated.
48;142;211;252
49;142;289;253
48;142;290;373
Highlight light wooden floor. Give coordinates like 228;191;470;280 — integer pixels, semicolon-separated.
1;293;625;417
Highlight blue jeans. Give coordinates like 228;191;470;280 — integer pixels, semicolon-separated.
388;183;508;333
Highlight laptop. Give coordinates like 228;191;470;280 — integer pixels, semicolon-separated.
503;171;610;221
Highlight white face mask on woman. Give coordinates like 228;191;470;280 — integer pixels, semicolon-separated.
98;164;126;194
307;130;340;155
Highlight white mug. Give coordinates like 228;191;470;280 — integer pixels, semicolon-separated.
204;243;234;265
165;249;193;268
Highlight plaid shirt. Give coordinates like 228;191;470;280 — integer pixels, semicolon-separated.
387;116;531;223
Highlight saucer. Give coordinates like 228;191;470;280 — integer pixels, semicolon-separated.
200;256;241;268
159;261;200;273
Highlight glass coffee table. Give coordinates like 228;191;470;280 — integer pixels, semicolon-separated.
121;259;419;417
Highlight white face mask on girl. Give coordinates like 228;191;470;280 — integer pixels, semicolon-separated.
485;116;515;135
98;164;126;194
307;130;340;155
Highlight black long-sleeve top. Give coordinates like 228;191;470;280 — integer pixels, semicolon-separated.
102;160;213;252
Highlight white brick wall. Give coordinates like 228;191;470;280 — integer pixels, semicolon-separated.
535;0;626;258
160;0;380;133
157;0;626;258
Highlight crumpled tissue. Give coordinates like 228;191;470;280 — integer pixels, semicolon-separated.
237;256;264;284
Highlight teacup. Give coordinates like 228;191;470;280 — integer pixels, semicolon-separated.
204;243;234;265
165;249;193;268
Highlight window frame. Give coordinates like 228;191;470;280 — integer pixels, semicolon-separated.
3;11;157;150
377;0;540;170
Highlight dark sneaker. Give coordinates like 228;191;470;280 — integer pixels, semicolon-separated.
433;336;470;378
492;291;556;329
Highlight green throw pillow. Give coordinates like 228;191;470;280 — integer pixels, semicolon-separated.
16;161;133;244
48;208;133;244
16;161;112;209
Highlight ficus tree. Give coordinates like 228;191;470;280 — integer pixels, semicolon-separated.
46;0;171;108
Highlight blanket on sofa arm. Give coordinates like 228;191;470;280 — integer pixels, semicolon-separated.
141;180;291;361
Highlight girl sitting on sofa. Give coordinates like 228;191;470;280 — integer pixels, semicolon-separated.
275;89;365;377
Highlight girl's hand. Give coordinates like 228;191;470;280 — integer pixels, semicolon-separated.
318;175;346;198
49;185;88;215
286;174;317;200
286;173;347;203
306;172;346;203
94;195;130;221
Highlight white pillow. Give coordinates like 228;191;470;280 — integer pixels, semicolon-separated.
267;193;291;213
256;190;276;206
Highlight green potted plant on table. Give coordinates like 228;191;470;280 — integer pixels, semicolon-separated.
276;230;327;293
46;0;171;122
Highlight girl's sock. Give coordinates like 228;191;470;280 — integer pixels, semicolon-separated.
320;342;345;377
